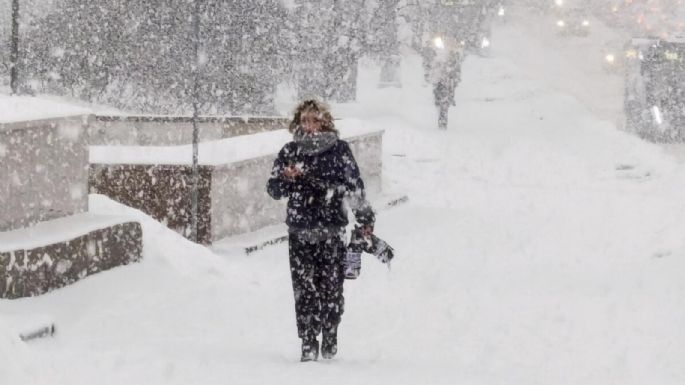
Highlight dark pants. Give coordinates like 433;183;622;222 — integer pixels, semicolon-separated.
288;232;346;340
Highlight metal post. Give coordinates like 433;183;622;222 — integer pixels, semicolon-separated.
10;0;20;95
190;0;201;243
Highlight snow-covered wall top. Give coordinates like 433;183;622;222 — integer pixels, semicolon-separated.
89;115;290;146
90;119;383;166
0;95;92;125
0;213;134;252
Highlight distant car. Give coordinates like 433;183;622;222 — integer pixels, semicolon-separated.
624;37;685;141
431;2;493;57
608;2;683;38
601;47;621;74
555;8;591;36
601;39;632;74
549;0;591;14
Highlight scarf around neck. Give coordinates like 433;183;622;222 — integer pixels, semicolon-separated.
293;131;338;156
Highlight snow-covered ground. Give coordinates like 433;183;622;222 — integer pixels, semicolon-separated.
2;8;685;385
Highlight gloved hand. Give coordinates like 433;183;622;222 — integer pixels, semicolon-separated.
372;238;394;264
352;226;394;264
360;224;374;237
344;226;395;280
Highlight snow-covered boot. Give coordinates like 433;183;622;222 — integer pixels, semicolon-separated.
321;326;338;359
300;336;319;362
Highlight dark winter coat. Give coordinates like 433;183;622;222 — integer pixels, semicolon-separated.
267;138;375;231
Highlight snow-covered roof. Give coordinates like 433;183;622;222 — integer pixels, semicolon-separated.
89;119;383;166
0;95;92;125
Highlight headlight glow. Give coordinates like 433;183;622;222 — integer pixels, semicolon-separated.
433;36;445;50
664;51;679;60
605;54;615;63
481;37;491;48
557;20;565;27
555;0;563;6
582;20;590;27
652;105;663;125
498;6;505;17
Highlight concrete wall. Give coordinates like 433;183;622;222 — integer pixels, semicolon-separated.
0;116;90;232
210;157;285;240
90;131;383;243
0;113;144;299
0;221;142;299
89;116;289;146
89;164;214;244
348;133;383;194
210;133;383;240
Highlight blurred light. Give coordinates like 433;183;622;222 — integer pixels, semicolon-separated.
664;51;679;60
433;36;445;49
555;0;563;6
605;54;616;63
557;20;566;27
625;49;638;58
582;20;590;27
652;106;663;125
498;6;505;17
481;37;491;48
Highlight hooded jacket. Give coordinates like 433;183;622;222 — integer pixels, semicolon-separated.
267;136;375;231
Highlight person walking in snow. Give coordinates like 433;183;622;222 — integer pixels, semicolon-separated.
430;40;463;129
267;99;375;362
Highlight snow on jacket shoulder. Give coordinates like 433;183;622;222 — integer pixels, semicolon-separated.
266;138;375;229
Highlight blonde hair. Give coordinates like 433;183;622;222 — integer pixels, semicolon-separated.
289;99;338;135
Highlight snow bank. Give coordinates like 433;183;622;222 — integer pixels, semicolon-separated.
88;194;229;277
0;95;91;124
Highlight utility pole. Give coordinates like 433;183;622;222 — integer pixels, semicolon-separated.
10;0;20;94
190;0;201;243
